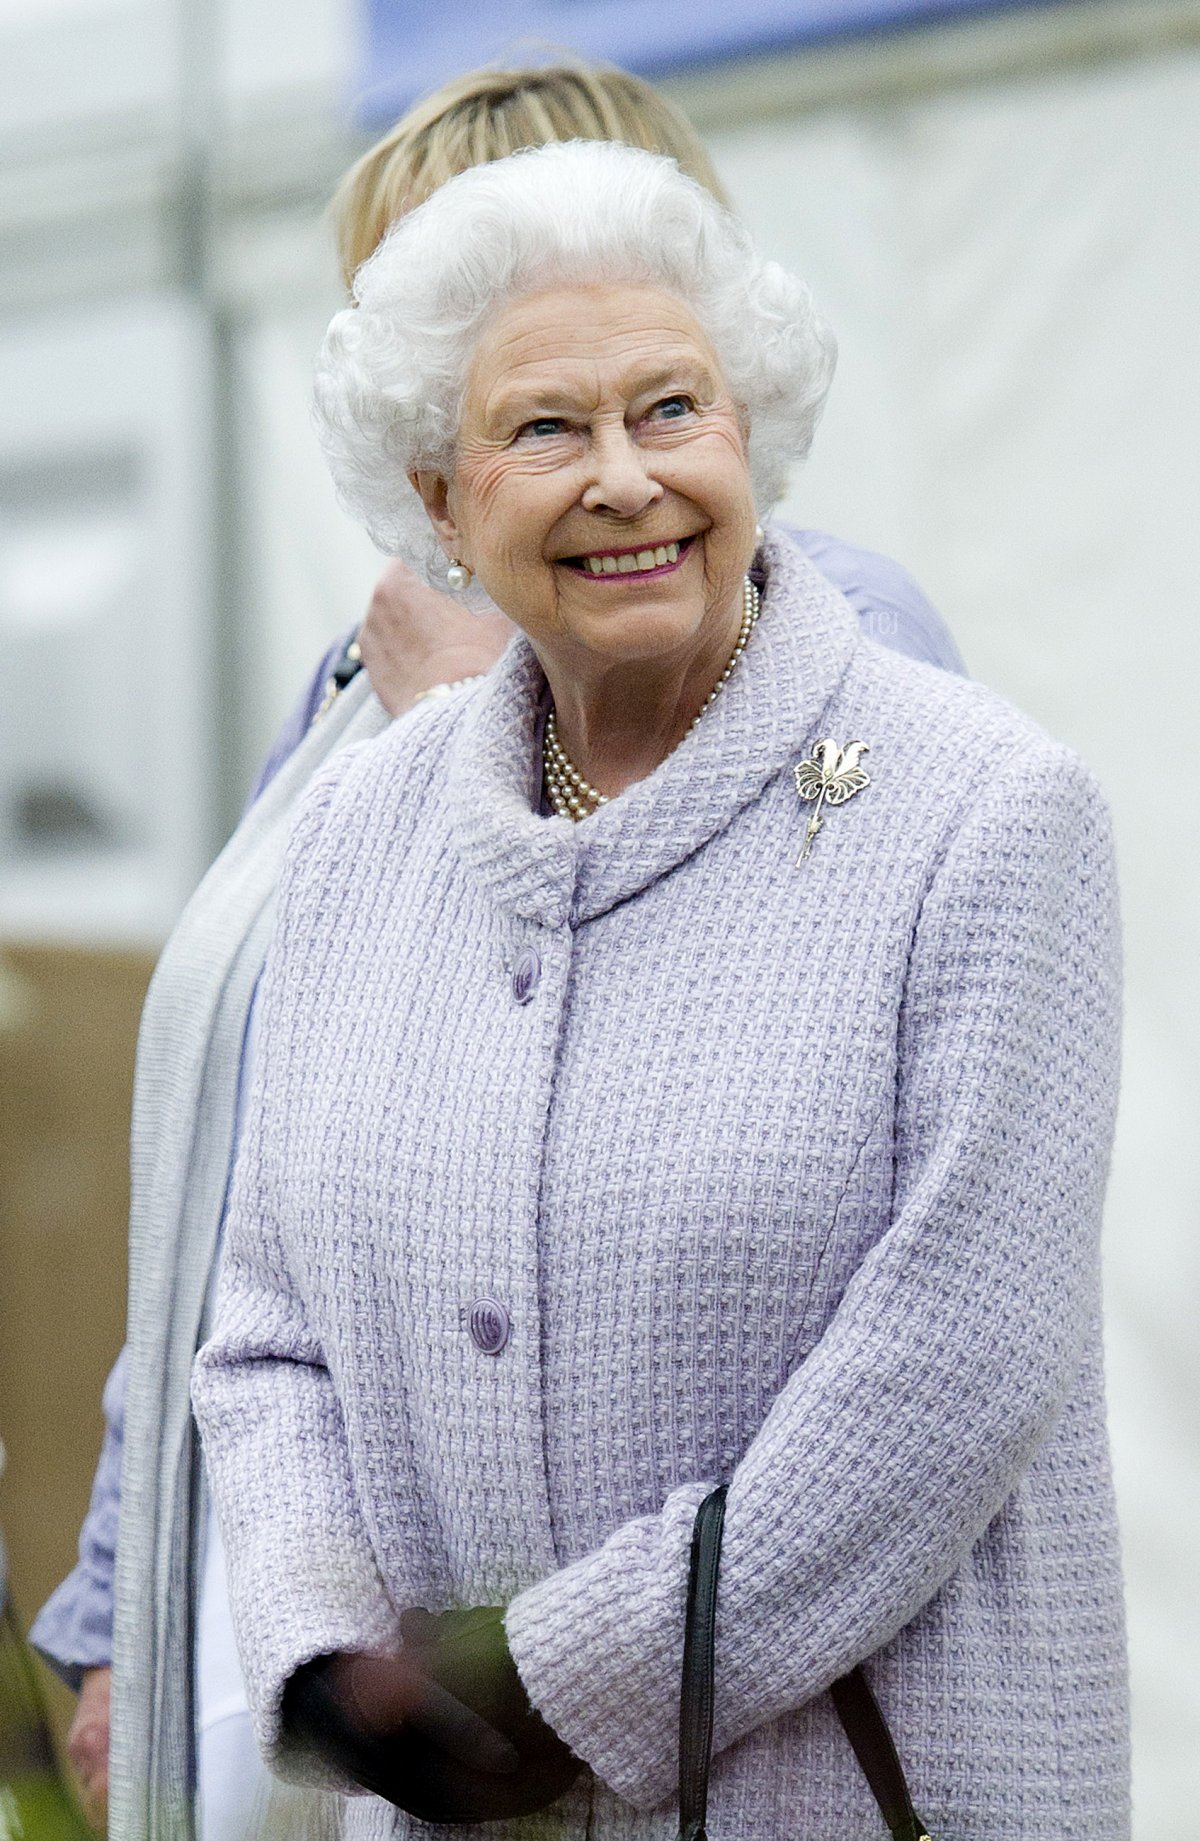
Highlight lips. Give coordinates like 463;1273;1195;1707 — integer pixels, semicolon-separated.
561;536;694;578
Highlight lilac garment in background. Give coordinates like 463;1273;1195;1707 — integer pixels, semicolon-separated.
29;532;963;1685
247;631;348;804
27;1356;126;1687
794;528;967;673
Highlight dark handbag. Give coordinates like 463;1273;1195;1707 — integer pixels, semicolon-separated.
678;1486;932;1841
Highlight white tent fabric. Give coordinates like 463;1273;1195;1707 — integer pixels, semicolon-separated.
234;38;1200;1834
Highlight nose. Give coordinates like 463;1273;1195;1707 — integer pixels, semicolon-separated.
581;424;664;519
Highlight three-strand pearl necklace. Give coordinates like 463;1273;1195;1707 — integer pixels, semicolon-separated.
543;573;761;822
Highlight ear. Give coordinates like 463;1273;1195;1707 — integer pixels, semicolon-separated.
409;471;461;558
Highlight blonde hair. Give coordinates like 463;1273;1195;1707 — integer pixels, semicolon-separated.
332;61;731;289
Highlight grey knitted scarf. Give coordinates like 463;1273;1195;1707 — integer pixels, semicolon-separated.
109;674;389;1841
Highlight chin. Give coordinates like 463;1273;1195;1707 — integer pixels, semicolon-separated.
566;597;704;659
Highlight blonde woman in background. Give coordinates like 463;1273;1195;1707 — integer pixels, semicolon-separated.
29;62;962;1841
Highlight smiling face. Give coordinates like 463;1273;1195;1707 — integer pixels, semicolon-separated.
413;283;758;683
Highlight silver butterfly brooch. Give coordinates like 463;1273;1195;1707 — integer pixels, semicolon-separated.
793;739;871;864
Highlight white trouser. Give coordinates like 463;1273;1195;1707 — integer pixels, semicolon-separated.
196;1499;273;1841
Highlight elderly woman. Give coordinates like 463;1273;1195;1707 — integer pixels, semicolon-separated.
36;64;965;1841
192;141;1127;1840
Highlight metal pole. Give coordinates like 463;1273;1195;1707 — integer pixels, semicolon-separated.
173;0;248;854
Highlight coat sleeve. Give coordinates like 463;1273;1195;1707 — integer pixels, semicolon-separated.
505;738;1121;1808
191;753;398;1787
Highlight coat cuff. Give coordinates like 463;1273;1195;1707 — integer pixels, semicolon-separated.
505;1480;710;1810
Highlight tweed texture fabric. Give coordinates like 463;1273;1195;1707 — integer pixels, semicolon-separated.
193;532;1128;1841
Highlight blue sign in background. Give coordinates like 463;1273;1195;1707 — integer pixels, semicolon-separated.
359;0;1061;125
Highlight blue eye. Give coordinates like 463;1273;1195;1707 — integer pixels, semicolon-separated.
521;417;566;439
652;396;693;421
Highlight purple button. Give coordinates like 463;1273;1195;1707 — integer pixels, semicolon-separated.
468;1298;510;1355
512;949;540;1005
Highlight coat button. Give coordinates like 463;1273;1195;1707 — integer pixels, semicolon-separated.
511;948;541;1004
468;1299;510;1355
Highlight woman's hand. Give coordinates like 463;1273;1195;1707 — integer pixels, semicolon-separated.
281;1609;579;1822
67;1665;110;1831
358;561;513;716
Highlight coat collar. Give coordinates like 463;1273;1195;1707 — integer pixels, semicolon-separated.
446;531;859;928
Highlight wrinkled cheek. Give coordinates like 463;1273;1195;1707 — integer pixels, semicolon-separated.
465;490;535;570
481;540;538;592
468;528;551;626
447;456;513;545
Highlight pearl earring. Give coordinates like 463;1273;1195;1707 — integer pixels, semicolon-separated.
446;559;472;592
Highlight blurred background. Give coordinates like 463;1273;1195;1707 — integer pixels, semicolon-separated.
0;0;1197;1831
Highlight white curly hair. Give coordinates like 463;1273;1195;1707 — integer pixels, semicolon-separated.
312;139;837;583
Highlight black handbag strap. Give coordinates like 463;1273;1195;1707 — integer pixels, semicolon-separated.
678;1484;728;1841
677;1485;932;1841
827;1669;931;1841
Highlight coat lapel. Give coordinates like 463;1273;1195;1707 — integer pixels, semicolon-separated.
447;533;859;926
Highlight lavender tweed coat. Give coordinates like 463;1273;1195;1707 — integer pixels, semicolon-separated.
192;533;1128;1841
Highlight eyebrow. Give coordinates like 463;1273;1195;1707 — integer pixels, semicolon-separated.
488;356;718;431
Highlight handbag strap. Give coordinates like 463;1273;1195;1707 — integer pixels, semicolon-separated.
678;1484;728;1841
828;1668;931;1841
677;1486;932;1841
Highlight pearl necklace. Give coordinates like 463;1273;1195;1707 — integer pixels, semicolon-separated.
543;573;761;821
